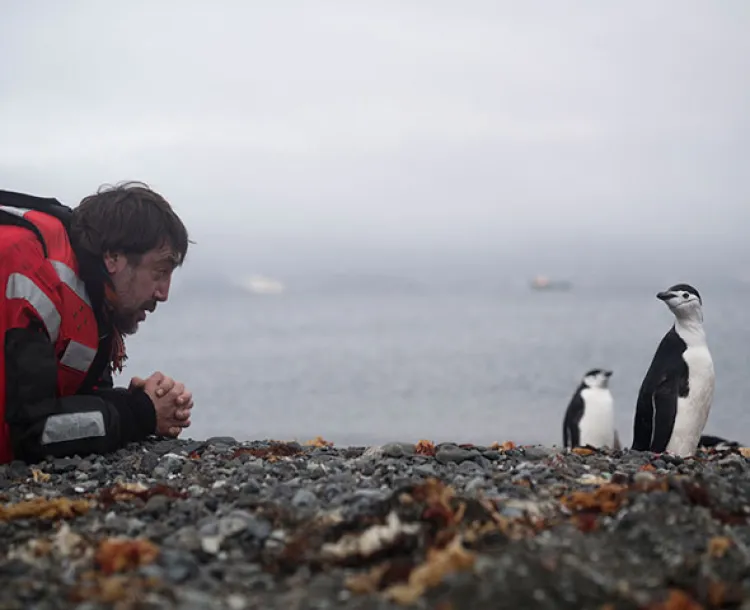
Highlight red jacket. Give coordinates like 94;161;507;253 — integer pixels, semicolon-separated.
0;190;156;464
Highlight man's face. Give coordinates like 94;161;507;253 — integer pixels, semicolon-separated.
104;244;178;334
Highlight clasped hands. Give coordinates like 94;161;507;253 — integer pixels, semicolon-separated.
129;372;193;438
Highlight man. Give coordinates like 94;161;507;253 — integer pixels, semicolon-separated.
0;181;193;465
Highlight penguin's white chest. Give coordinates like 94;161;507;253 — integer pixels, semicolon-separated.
666;345;715;457
578;388;615;448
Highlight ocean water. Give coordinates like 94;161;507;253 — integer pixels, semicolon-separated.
116;284;750;448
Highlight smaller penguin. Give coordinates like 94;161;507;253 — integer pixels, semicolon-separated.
563;369;616;449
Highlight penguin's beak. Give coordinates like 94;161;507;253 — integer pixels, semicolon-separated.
656;291;673;301
604;370;613;377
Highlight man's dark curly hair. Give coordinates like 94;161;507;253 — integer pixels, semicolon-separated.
69;181;190;266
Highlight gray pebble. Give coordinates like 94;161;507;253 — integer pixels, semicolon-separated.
381;442;416;458
165;525;203;552
414;463;438;477
633;470;656;485
291;488;318;508
465;477;486;493
436;446;474;464
142;494;171;515
522;446;553;460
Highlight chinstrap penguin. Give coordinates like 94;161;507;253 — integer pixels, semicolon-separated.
631;283;715;457
563;369;616;449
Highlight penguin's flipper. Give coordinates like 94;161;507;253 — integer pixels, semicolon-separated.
648;375;679;453
633;385;656;451
563;392;585;448
633;359;681;452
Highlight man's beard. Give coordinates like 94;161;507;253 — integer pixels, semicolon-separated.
113;302;154;335
113;310;140;335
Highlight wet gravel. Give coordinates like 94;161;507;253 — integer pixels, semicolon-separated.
2;436;750;609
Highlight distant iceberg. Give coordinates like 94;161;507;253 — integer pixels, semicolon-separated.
233;274;285;295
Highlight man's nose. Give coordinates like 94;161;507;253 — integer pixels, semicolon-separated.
155;278;171;302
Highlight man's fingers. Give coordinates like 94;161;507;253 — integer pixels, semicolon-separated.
155;377;176;398
167;416;190;435
174;410;192;426
165;382;185;401
134;372;166;392
156;377;174;398
176;392;194;409
175;409;188;421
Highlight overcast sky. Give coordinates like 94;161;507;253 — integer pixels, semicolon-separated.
1;1;748;278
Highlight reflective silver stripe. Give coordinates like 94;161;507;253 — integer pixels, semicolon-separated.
50;260;91;306
41;412;106;445
0;209;91;305
60;340;97;373
0;205;30;217
6;273;61;342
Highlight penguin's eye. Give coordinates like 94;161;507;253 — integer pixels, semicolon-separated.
682;292;689;299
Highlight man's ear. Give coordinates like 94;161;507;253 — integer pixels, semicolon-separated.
103;251;127;274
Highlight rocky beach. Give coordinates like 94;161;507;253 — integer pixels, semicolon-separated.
2;437;750;610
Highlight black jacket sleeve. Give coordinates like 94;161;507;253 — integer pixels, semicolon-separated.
4;325;157;464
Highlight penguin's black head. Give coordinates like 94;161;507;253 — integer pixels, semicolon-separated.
656;283;704;320
657;283;701;304
582;369;612;389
